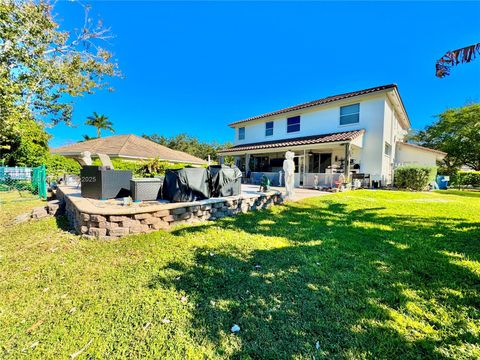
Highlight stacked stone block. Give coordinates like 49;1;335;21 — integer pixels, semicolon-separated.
56;187;283;240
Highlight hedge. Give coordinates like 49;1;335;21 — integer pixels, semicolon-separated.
45;154;82;178
47;156;193;179
394;166;437;191
92;158;190;177
450;171;480;187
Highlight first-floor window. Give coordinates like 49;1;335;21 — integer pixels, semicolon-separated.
385;141;392;156
238;127;245;140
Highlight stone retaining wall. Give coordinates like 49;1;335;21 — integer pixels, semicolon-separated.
56;187;283;240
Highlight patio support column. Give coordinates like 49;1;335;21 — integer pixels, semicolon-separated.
234;156;240;167
303;149;307;187
245;153;250;173
218;156;224;165
344;142;351;178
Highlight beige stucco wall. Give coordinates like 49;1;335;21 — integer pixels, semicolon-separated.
395;143;443;167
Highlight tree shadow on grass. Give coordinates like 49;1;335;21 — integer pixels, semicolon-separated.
150;200;480;359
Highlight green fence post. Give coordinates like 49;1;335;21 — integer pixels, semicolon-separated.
31;166;37;194
38;164;47;199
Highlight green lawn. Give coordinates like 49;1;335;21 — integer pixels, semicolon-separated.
0;190;479;359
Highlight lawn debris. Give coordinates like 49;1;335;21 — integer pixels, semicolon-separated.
70;339;93;359
30;341;39;349
26;320;43;334
68;307;76;314
143;322;152;330
12;212;32;225
161;318;171;324
231;324;240;333
315;341;320;350
180;296;188;303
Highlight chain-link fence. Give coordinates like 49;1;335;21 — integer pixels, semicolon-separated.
0;165;47;200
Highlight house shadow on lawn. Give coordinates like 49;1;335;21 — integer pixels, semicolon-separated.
150;199;480;359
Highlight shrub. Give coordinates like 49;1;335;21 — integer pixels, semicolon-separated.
45;154;82;178
450;171;480;187
394;166;437;191
137;158;188;178
91;158;190;177
91;158;145;176
0;179;35;192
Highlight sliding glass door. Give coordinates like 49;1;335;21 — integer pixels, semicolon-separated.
309;153;332;173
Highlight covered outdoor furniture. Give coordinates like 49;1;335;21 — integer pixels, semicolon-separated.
80;166;132;200
162;167;210;202
208;165;242;197
130;177;164;202
351;173;371;188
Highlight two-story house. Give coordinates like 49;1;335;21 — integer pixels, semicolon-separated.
217;84;446;188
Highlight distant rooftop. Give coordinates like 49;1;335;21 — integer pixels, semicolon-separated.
51;134;207;165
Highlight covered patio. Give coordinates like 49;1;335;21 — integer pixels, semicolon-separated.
218;130;370;189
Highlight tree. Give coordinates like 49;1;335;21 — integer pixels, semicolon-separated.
143;133;231;161
2;119;50;166
85;112;114;138
413;103;480;171
0;0;119;165
81;134;97;142
436;43;480;77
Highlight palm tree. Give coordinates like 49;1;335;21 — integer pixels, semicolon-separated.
85;112;114;138
79;134;97;142
436;43;480;77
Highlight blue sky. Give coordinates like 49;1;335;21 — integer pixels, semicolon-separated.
49;1;480;148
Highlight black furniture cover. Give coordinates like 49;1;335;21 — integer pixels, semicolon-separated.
208;165;242;197
80;166;132;200
162;167;210;202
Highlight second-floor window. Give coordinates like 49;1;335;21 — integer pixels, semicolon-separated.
385;141;392;156
340;103;360;125
265;121;273;136
238;127;245;140
287;116;300;133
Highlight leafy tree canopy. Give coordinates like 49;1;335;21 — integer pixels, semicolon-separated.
2;118;50;166
143;133;231;161
0;0;119;165
412;103;480;171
